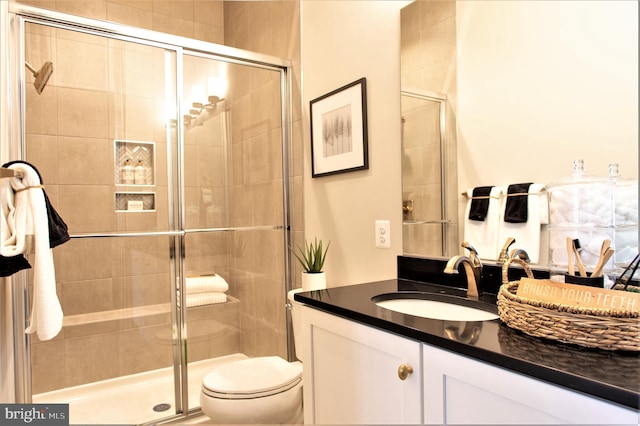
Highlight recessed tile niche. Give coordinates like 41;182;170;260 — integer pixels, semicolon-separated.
114;140;156;212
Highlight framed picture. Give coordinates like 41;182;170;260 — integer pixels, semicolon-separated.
310;78;368;178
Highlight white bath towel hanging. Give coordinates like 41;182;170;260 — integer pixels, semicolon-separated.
463;186;504;260
498;183;547;264
1;163;63;340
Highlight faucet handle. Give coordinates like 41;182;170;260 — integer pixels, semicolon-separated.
497;237;516;264
461;241;482;268
509;248;531;263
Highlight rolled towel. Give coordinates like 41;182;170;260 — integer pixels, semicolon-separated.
504;182;533;223
468;186;494;221
185;274;229;294
186;292;227;307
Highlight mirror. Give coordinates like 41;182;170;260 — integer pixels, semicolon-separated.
400;0;459;258
400;1;638;265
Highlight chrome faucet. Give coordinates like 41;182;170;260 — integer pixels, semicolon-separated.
444;242;483;298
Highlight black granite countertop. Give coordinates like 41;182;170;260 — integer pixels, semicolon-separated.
295;278;640;410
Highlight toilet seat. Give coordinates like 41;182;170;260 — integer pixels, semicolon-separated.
202;356;302;400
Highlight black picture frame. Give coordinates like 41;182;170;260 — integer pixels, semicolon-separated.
310;78;368;178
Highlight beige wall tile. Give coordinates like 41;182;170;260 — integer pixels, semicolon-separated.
253;180;283;227
30;339;66;393
55;0;108;20
54;238;117;282
110;0;154;12
107;1;153;30
152;13;194;39
64;333;120;387
57;88;109;138
57;184;114;232
61;278;115;315
194;22;224;45
56;37;108;91
26;134;59;184
17;0;57;11
25;87;58;135
57;136;112;185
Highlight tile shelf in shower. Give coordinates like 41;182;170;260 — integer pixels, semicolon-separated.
62;296;239;329
114;139;156;186
115;192;156;212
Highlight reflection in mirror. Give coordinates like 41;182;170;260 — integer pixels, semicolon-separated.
401;0;637;267
400;0;458;258
401;89;458;256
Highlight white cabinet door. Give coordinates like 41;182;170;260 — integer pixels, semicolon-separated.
302;306;423;425
423;344;638;425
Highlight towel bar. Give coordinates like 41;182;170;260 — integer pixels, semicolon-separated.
0;168;23;178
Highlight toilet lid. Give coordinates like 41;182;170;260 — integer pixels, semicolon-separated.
202;356;302;398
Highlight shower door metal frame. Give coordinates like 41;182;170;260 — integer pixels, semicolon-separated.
401;89;449;256
4;4;294;424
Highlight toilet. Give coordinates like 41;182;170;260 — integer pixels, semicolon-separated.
200;289;305;424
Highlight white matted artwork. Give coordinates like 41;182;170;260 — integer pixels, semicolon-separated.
310;78;368;177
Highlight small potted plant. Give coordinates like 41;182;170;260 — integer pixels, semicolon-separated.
291;237;330;291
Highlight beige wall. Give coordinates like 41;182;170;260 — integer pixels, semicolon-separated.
300;1;408;287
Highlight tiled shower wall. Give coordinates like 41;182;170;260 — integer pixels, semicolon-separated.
17;0;302;392
400;0;458;257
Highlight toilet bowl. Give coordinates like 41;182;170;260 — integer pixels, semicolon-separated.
200;289;305;424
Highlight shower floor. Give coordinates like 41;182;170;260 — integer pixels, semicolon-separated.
33;353;247;425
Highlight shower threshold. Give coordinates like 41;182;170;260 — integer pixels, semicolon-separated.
33;353;247;425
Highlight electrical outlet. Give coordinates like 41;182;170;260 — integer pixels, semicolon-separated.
375;220;390;249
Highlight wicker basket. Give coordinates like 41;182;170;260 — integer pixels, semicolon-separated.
497;258;640;352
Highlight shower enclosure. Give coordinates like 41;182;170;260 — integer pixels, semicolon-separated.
2;4;293;425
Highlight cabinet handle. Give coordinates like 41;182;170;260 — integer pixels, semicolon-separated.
397;364;414;380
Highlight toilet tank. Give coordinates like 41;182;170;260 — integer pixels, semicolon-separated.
287;289;305;362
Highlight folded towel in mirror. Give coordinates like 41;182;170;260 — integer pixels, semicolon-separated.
504;182;533;223
468;186;494;221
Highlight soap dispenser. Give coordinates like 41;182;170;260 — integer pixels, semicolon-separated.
122;159;134;184
134;160;146;185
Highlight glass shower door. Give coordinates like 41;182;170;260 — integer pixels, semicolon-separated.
181;52;290;412
23;20;183;425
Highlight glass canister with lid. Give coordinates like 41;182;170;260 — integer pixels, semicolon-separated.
608;163;638;273
546;159;615;273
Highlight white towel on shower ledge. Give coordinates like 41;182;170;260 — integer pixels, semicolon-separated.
185;274;229;294
1;163;63;341
186;292;227;307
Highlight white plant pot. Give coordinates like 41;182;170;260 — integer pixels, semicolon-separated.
301;272;326;291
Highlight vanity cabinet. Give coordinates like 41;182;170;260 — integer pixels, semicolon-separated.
302;306;638;425
301;306;423;424
423;345;638;424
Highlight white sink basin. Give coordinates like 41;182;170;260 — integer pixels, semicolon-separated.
373;293;499;322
